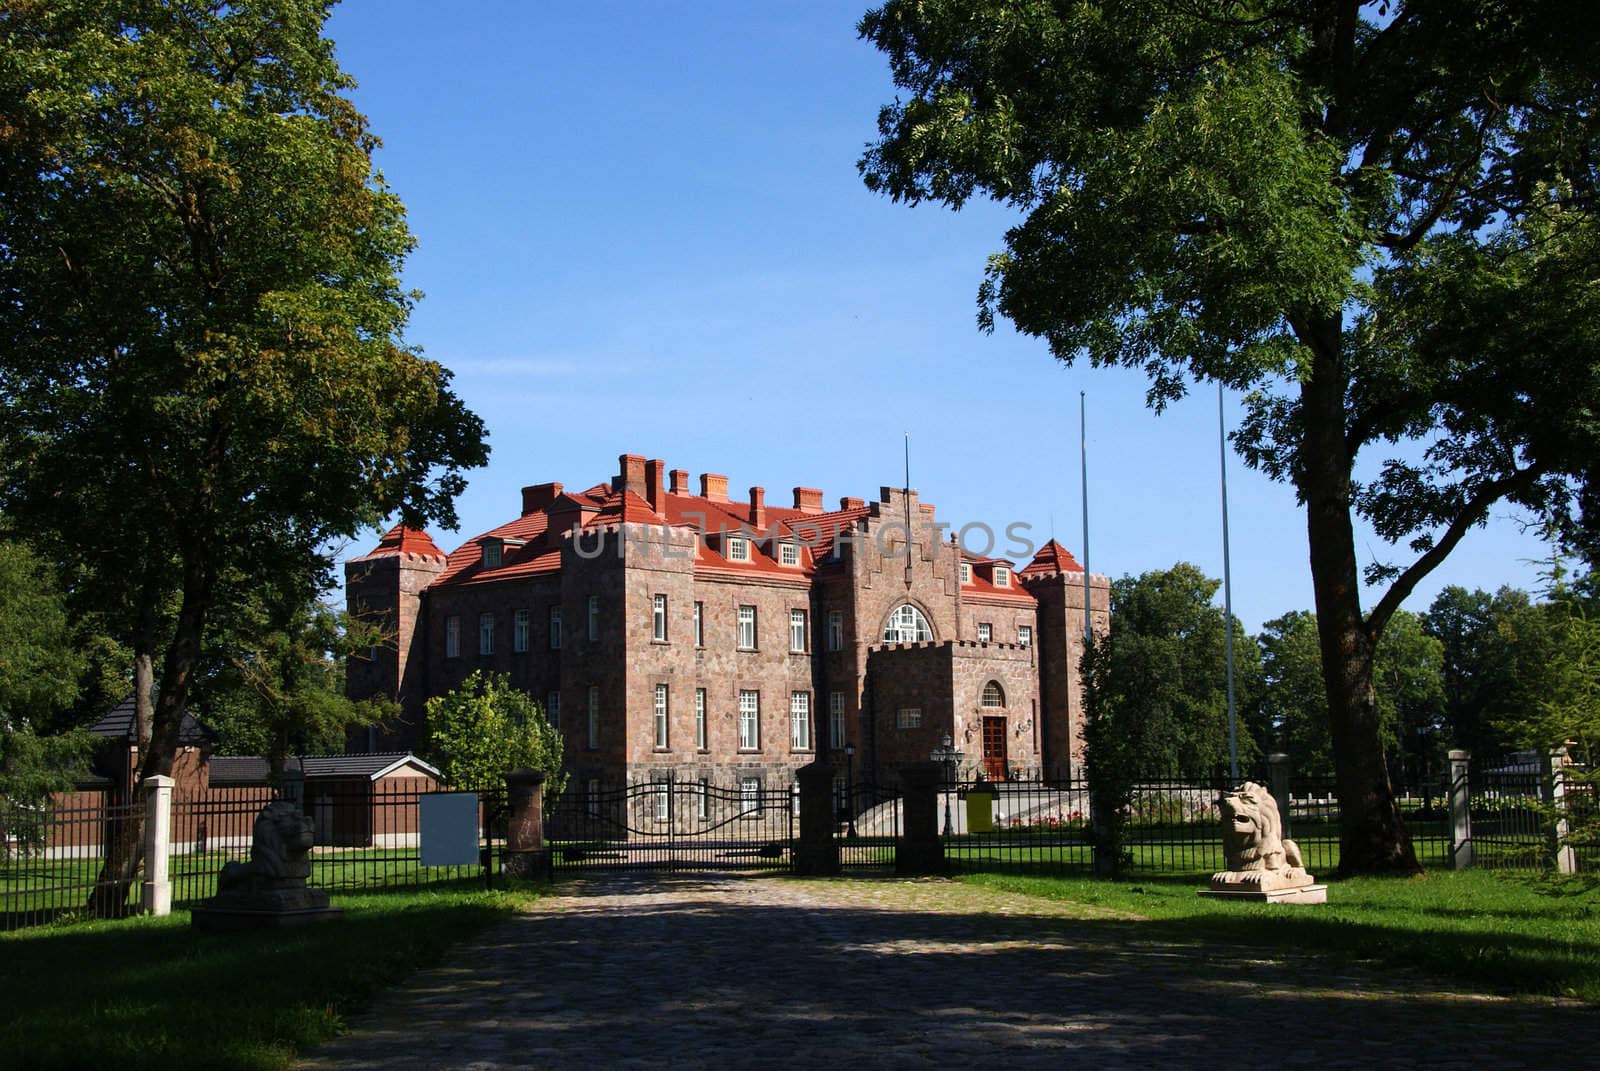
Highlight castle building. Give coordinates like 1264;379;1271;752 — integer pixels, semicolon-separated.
345;454;1108;794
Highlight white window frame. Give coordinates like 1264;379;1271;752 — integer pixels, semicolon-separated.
790;691;811;751
479;612;495;655
994;565;1010;587
896;707;922;730
445;615;460;659
697;778;710;820
982;680;1006;708
654;683;669;749
740;776;761;815
738;605;757;650
586;778;601;817
695;688;707;751
481;541;501;569
513;609;530;653
827;610;843;652
587;595;599;641
883;603;932;643
693;601;704;647
829;692;846;750
789;608;807;653
587;685;600;748
977;622;992;643
727;535;749;562
780;542;799;567
653;779;670;822
549;606;562;649
960;562;971;584
738;690;759;750
1018;625;1032;648
653;593;667;642
547;690;560;729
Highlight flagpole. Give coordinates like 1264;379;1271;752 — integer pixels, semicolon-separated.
1080;391;1091;642
1219;382;1239;783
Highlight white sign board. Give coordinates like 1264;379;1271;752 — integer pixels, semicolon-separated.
419;791;480;867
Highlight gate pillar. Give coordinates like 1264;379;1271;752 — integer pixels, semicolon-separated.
896;762;946;875
794;761;840;875
503;769;551;880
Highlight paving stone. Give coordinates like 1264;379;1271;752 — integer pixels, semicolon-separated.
296;872;1596;1070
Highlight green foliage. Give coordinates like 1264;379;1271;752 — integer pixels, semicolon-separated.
0;540;83;731
860;0;1600;873
423;672;566;798
1423;585;1543;766
0;0;488;780
0;726;95;855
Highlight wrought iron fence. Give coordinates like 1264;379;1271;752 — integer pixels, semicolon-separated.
2;792;143;929
545;776;795;873
838;781;900;872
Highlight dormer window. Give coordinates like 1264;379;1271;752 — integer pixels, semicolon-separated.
993;565;1010;587
959;563;971;584
728;536;749;562
481;541;502;569
779;542;799;567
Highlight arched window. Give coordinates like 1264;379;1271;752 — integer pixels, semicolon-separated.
981;681;1005;708
882;603;933;643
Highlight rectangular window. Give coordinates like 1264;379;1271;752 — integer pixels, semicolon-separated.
827;610;843;652
547;690;561;729
479;613;495;655
695;688;707;750
829;692;846;750
789;608;807;653
693;601;704;647
654;683;669;749
960;562;971;584
738;605;757;649
445;615;460;659
738;690;759;750
653;594;667;642
587;778;600;817
653;779;670;821
481;542;501;569
587;595;599;641
790;691;811;751
896;707;922;730
697;778;709;820
513;609;530;653
727;536;749;562
549;606;562;649
1018;625;1032;648
587;685;600;749
977;622;992;643
780;542;799;567
740;776;761;815
994;565;1010;587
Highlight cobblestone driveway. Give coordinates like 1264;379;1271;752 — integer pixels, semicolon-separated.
297;873;1592;1070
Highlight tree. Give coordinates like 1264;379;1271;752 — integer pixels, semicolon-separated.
1422;585;1544;767
0;539;84;731
859;1;1600;873
422;672;565;799
0;1;487;909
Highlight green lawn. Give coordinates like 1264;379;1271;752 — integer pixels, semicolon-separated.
962;868;1600;1002
0;882;540;1071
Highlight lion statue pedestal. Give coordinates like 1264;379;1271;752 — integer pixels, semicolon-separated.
191;800;343;931
1199;782;1326;905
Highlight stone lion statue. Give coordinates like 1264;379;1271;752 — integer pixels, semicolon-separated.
218;800;315;894
1218;782;1303;872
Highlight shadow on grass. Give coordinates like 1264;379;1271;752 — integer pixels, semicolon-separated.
0;892;522;1071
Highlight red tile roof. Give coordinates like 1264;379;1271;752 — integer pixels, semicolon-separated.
352;524;447;562
1019;539;1086;577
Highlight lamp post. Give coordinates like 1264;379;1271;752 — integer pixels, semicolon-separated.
844;743;857;839
930;732;965;837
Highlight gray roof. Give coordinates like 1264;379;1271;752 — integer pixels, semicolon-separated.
208;752;440;785
87;696;213;747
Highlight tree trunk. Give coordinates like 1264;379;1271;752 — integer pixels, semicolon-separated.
1299;319;1422;876
87;635;156;916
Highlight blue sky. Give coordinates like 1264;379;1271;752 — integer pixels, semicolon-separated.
325;0;1553;631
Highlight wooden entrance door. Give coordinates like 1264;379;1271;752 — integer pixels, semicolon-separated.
981;716;1007;780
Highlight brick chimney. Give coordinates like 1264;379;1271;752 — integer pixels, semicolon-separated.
645;459;667;510
521;482;563;515
840;496;865;510
792;487;824;514
700;473;729;502
670;468;690;494
749;487;765;529
617;454;647;497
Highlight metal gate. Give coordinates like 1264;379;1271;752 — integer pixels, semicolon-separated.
545;776;796;873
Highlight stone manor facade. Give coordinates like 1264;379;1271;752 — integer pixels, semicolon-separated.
345;454;1109;793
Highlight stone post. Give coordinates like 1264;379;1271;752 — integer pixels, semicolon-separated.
1448;749;1473;870
140;775;174;917
1546;747;1577;875
896;762;945;875
794;761;840;875
503;769;550;880
1267;753;1292;839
